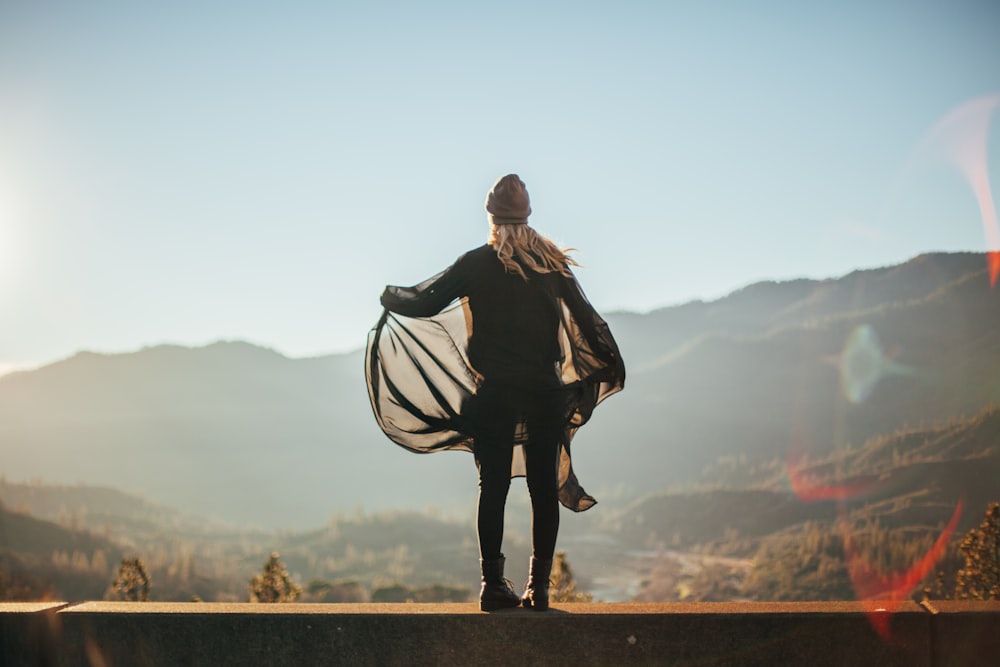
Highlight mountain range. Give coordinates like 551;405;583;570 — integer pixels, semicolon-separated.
1;252;997;529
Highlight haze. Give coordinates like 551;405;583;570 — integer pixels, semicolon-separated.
1;0;998;374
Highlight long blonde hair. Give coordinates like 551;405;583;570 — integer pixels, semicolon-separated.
488;223;578;280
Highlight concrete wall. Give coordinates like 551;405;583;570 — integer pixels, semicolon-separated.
2;600;998;667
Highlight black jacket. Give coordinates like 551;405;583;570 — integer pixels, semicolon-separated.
366;244;624;511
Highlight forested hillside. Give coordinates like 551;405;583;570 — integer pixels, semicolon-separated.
2;252;995;528
2;252;998;603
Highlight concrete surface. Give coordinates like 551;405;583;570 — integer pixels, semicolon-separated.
0;600;996;666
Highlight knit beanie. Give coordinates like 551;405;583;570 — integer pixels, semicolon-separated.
485;174;531;225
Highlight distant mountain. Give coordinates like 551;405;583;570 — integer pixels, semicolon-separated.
607;406;1000;602
0;477;240;544
583;252;1000;492
613;407;1000;552
0;340;475;528
0;502;119;561
0;480;482;603
605;252;989;371
1;252;997;528
3;409;996;603
0;502;123;600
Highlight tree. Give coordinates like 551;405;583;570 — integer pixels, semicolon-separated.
955;502;1000;600
249;552;301;603
108;558;151;601
550;551;593;603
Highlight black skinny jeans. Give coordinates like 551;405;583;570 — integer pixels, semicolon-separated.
473;384;562;563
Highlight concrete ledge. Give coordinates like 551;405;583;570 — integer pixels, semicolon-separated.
1;601;997;666
1;602;70;667
923;600;1000;667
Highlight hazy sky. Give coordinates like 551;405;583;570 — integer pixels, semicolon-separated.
1;0;998;373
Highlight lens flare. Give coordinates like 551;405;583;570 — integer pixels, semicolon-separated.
787;456;875;502
839;325;914;404
842;500;963;638
785;91;996;631
913;93;1000;286
787;445;962;639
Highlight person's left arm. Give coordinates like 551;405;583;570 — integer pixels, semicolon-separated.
556;270;625;384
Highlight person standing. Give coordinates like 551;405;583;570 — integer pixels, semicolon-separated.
366;174;624;611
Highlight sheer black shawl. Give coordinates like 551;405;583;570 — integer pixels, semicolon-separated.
365;266;624;512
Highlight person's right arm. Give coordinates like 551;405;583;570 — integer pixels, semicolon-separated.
380;254;470;318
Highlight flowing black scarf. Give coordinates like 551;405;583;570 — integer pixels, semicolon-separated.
365;268;624;512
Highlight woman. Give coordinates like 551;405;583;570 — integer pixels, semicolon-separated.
366;174;624;611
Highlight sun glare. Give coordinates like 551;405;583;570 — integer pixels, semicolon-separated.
0;184;22;289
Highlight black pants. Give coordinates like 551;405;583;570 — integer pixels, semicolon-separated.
473;384;562;563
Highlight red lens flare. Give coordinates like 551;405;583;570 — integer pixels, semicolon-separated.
787;451;963;639
913;94;1000;286
786;455;875;502
842;500;963;638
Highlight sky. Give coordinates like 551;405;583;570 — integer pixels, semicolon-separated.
0;0;998;373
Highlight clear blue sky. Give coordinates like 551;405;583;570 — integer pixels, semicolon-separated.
1;0;998;373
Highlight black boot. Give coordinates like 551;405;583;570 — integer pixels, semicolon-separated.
480;554;521;612
521;557;553;610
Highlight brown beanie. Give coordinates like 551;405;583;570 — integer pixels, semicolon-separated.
485;174;531;225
